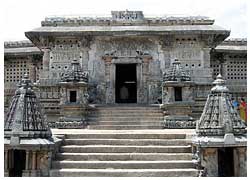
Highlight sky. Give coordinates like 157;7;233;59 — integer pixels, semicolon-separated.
2;0;248;41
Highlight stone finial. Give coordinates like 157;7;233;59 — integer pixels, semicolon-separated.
60;59;88;83
4;74;52;139
163;59;191;82
211;74;229;93
196;75;246;136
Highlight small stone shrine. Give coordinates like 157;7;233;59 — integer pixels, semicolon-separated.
192;74;247;177
4;75;55;177
56;59;89;128
161;59;196;128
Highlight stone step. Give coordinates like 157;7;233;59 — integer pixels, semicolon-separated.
64;138;191;146
65;133;187;139
61;145;191;153
56;152;193;161
50;168;199;177
93;110;163;113
88;117;163;120
88;113;164;117
88;125;163;130
52;160;195;169
93;106;161;109
88;121;163;126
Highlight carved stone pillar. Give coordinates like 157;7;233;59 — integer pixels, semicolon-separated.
27;56;37;82
102;56;114;104
136;63;144;104
234;147;247;177
4;150;8;171
29;64;36;82
25;151;30;170
202;48;211;68
42;48;50;71
201;148;218;176
81;49;89;70
32;151;36;170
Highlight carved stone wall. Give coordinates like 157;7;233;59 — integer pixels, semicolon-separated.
5;37;246;107
160;35;213;84
88;36;162;104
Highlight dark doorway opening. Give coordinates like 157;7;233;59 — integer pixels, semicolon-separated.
218;147;234;177
9;150;26;177
116;64;137;103
174;87;182;101
70;91;77;103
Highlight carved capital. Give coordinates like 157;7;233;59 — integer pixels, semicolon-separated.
237;147;246;156
102;56;113;64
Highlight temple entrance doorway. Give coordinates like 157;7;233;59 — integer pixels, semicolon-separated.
9;150;26;177
218;147;234;177
115;64;137;103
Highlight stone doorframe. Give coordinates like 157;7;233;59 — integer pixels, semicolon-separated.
107;58;143;104
102;53;153;104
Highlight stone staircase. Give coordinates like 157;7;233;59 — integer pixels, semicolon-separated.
87;105;164;130
191;98;206;119
50;130;199;177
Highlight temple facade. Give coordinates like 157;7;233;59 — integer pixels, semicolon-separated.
4;10;247;177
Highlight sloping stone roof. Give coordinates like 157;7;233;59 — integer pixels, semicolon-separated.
196;74;246;136
26;24;229;34
163;59;191;82
60;59;88;83
4;40;41;55
4;40;34;48
215;38;247;53
4;74;52;138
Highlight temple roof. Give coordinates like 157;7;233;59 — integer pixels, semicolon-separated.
25;24;229;36
60;59;88;83
163;59;191;82
24;11;230;48
4;74;52;139
215;38;247;53
4;40;41;56
41;10;214;26
196;74;246;136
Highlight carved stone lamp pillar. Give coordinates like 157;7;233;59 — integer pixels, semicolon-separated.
161;59;195;129
57;59;89;129
192;74;247;177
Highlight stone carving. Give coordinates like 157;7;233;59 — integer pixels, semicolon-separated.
55;117;88;129
61;59;88;83
164;116;196;129
4;75;55;177
57;59;89;129
111;10;144;21
4;74;51;135
196;74;246;136
163;59;191;82
192;75;247;177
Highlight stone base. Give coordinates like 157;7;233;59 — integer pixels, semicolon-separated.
22;170;41;177
4;170;9;177
163;115;196;129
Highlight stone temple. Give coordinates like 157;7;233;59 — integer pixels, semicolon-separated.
4;10;247;177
